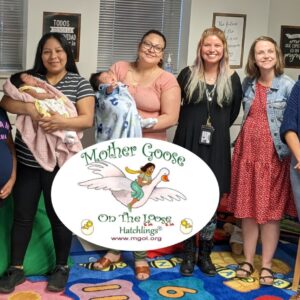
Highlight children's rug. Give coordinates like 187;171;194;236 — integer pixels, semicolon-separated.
0;237;298;300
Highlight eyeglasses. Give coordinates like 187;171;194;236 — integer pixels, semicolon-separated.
142;41;164;53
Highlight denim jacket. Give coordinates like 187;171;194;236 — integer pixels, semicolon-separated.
241;74;295;160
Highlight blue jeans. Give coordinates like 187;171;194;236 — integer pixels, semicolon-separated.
290;155;300;221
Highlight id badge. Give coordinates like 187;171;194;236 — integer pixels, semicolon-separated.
199;125;215;145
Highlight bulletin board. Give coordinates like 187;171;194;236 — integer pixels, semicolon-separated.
212;13;247;68
43;12;81;62
280;25;300;68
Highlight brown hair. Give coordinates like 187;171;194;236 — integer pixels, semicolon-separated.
245;36;284;78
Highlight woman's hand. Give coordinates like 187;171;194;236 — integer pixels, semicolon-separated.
142;86;181;132
25;102;43;121
294;161;300;173
39;112;67;133
0;176;16;199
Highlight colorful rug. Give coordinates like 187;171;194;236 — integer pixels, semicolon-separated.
0;238;298;300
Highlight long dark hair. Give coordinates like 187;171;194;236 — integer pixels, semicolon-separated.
32;32;79;75
140;163;155;172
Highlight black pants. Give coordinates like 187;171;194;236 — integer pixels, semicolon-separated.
11;163;72;266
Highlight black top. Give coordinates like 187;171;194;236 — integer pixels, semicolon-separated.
173;66;242;195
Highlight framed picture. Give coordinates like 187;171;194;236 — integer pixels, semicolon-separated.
280;25;300;68
212;13;247;68
43;12;81;62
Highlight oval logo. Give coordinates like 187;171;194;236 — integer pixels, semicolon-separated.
52;138;219;251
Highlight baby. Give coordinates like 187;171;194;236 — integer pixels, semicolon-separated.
16;73;76;144
90;70;157;142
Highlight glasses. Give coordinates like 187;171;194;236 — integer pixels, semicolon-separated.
142;41;164;53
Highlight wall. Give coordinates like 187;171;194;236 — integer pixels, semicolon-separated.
187;0;271;80
268;0;300;80
2;0;300;143
26;0;99;79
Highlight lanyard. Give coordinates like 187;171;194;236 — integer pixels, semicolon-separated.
205;84;216;126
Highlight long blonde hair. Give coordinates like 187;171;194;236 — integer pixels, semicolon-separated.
186;27;232;106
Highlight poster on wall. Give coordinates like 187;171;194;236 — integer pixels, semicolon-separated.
280;25;300;68
43;12;81;62
212;13;246;68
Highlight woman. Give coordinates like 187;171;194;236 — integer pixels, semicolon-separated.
127;163;155;212
0;32;95;293
91;29;181;280
173;27;242;276
0;107;16;203
281;78;300;300
281;79;300;220
227;36;296;286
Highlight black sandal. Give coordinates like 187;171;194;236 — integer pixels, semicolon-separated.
235;262;254;278
259;267;274;286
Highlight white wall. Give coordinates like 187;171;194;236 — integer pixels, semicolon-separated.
268;0;300;80
4;0;300;84
26;0;99;79
3;0;300;143
187;0;271;81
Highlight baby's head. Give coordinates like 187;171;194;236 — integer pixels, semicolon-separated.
10;69;36;88
98;70;116;85
20;73;38;86
89;70;116;91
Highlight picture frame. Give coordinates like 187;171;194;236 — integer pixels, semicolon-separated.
43;12;81;62
212;13;247;68
280;25;300;68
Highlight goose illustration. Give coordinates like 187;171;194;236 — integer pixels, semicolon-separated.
79;161;186;210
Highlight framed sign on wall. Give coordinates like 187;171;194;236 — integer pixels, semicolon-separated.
43;12;81;62
212;13;247;68
280;25;300;68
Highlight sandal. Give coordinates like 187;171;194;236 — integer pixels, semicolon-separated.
135;265;150;281
235;262;254;278
90;256;122;270
259;267;274;286
290;292;300;300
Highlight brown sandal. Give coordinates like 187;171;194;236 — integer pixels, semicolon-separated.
90;256;121;270
290;292;300;300
259;267;274;286
135;265;150;281
235;262;254;278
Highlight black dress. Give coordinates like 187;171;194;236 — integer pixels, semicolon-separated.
173;66;242;195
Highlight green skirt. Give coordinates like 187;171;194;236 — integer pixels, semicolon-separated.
0;194;57;276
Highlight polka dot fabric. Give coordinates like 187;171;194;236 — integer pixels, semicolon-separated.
227;83;296;224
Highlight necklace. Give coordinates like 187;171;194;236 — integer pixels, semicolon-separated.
205;84;216;102
203;72;217;101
